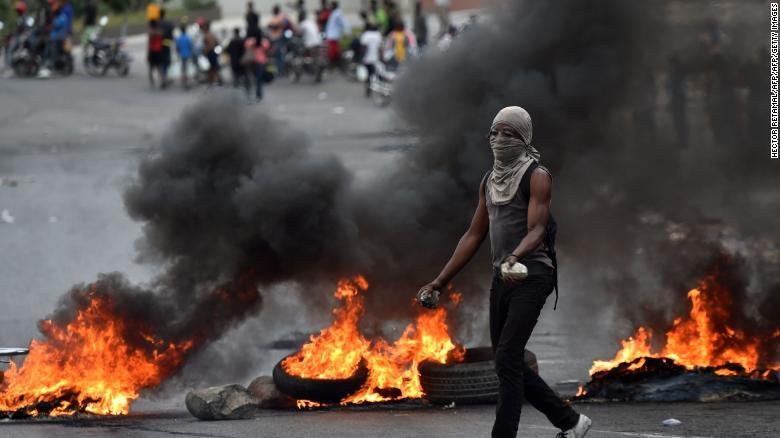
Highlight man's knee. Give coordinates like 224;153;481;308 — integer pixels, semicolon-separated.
494;348;524;380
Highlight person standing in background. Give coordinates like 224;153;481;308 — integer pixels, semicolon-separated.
299;11;322;51
246;2;259;38
268;4;293;75
158;8;174;89
294;0;305;22
324;1;349;68
244;30;270;101
175;24;193;89
81;0;97;46
147;20;163;88
413;0;427;49
62;0;73;33
191;17;205;79
316;0;331;31
383;20;416;68
359;22;382;98
370;0;388;34
39;0;71;77
226;27;246;88
384;0;400;32
202;21;220;86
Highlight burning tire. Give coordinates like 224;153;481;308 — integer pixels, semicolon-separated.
419;347;538;405
272;355;369;404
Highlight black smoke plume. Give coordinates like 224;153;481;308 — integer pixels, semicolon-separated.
27;0;779;389
389;0;778;354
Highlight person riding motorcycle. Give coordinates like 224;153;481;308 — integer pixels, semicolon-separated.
38;0;72;77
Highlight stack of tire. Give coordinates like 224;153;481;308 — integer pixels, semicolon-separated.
272;347;538;405
419;347;538;405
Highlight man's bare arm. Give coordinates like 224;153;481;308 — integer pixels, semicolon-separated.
506;168;552;262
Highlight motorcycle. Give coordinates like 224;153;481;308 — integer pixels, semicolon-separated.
340;47;361;82
83;16;131;77
287;37;326;83
368;61;396;107
10;17;42;77
11;17;73;78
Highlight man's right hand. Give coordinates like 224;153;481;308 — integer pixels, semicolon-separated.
416;282;442;309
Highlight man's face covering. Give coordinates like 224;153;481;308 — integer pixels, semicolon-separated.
489;127;528;164
486;106;541;205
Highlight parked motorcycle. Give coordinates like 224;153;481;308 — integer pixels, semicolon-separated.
288;38;326;83
340;47;361;82
368;61;396;107
9;16;38;77
83;16;131;77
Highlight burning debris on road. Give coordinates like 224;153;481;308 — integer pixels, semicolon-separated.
1;0;778;428
0;288;193;418
274;276;465;408
577;252;780;402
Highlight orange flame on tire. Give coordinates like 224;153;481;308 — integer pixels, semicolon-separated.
282;276;465;405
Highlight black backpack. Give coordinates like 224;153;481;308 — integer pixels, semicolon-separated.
519;162;559;309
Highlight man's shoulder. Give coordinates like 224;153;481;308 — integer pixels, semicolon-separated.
532;164;552;179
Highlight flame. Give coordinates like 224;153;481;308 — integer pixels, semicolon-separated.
590;271;778;377
282;277;371;380
590;327;653;375
283;276;464;405
296;399;323;409
343;306;465;404
0;293;193;417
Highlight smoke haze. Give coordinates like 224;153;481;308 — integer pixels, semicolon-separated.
32;0;778;389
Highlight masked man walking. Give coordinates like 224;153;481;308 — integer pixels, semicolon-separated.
417;106;592;438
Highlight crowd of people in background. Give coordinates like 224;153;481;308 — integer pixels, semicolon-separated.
0;0;767;150
141;0;464;102
0;0;462;89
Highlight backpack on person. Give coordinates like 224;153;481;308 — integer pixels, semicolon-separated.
241;42;255;66
149;33;163;53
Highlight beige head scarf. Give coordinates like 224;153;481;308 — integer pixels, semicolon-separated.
487;106;541;205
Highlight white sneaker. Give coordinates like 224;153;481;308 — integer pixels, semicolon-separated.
557;414;592;438
37;68;51;79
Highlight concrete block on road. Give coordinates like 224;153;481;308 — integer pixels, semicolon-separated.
248;375;297;409
185;384;259;420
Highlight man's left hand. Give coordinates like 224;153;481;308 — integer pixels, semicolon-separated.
500;255;528;282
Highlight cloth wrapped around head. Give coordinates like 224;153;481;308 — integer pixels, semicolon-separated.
487;106;541;205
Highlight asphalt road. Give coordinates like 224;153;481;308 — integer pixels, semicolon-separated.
1;22;779;438
1;401;778;438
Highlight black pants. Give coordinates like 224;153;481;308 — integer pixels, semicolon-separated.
490;266;579;438
364;63;376;97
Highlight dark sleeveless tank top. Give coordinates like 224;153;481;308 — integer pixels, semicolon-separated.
483;167;554;270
